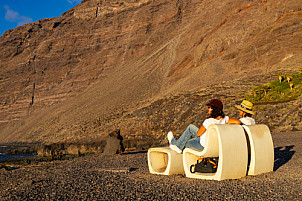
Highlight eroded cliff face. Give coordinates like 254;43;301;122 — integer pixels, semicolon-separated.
0;0;302;144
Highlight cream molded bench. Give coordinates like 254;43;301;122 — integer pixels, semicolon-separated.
242;125;274;175
183;124;248;180
148;147;184;175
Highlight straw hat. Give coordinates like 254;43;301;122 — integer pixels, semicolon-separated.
235;100;255;115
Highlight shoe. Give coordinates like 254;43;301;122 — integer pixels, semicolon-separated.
167;131;174;144
169;145;182;154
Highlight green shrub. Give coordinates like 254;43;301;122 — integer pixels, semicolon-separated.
244;72;302;103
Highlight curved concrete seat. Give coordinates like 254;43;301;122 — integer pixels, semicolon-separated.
148;147;184;175
183;124;248;180
242;125;274;175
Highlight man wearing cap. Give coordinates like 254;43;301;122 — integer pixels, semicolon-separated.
167;99;242;153
235;100;256;125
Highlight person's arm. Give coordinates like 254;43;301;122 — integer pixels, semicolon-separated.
227;117;242;125
197;125;206;136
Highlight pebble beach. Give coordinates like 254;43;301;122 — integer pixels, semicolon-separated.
0;131;301;200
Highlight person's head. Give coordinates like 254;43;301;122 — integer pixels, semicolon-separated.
235;100;254;117
206;99;225;118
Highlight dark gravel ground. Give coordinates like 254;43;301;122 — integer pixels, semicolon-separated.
0;132;301;200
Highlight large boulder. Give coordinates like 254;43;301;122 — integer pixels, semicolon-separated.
103;129;125;155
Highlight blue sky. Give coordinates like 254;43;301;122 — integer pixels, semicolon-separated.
0;0;82;36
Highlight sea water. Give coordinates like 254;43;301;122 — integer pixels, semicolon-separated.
0;145;37;162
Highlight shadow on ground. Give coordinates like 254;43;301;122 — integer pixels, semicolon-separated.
121;150;148;155
274;145;295;171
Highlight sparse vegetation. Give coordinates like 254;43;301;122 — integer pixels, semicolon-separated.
244;71;302;103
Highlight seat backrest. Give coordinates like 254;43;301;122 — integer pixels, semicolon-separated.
215;124;248;178
242;124;274;175
201;124;220;157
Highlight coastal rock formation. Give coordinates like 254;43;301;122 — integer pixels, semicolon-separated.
36;129;124;157
0;0;302;146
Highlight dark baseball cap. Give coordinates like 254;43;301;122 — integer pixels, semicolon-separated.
206;99;223;110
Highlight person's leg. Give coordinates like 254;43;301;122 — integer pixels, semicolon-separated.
185;138;204;151
171;124;199;150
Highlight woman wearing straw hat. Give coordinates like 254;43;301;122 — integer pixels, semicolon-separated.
235;100;256;125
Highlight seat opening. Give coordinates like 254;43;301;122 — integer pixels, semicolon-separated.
149;151;169;173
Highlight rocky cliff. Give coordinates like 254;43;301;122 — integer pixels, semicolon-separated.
0;0;301;146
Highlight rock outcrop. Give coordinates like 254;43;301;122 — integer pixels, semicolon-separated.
0;0;301;145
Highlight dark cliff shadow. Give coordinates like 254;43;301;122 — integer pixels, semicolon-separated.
274;145;295;171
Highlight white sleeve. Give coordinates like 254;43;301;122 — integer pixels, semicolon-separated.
225;116;230;124
202;118;212;129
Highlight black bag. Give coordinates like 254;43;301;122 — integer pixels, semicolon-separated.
190;157;218;173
